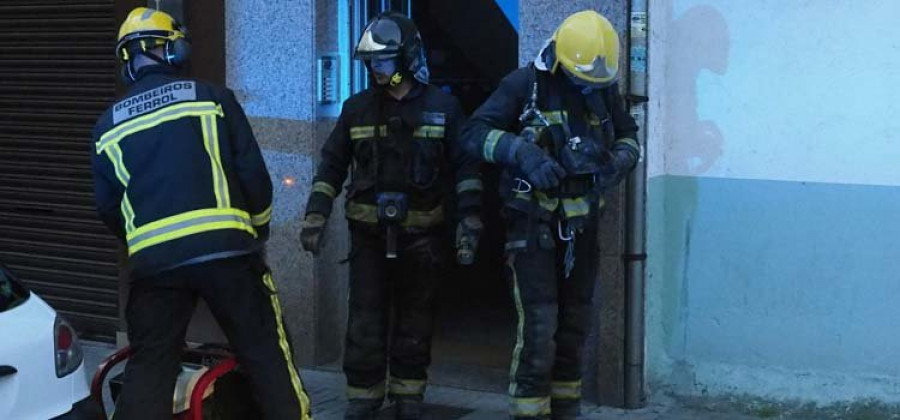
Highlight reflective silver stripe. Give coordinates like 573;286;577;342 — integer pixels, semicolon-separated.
510;396;551;417
505;240;528;252
346;382;386;400
127;213;251;250
456;179;484;194
413;125;445;138
389;377;426;396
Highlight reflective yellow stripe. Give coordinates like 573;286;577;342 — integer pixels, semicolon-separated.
201;114;230;208
105;144;136;233
483;129;505;162
96;101;223;153
121;194;136;234
412;125;445;139
126;208;256;255
347;382;386;400
455;179;483;194
251;205;273;226
312;181;337;198
261;272;312;419
587;113;603;126
508;256;526;397
349;125;387;140
389;377;426;396
345;202;445;228
510;396;551;417
616;137;640;152
544;110;568;125
551;380;582;399
516;191;559;213
562;197;591;219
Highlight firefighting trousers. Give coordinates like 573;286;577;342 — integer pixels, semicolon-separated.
343;227;446;403
504;215;600;420
113;254;312;420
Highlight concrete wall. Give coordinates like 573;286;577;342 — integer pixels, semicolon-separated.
225;0;321;365
646;0;900;407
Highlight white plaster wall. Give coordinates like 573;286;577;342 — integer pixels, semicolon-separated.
649;0;900;187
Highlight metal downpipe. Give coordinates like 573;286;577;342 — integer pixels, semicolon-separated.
625;0;649;409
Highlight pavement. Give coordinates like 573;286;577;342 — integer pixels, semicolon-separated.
82;341;765;420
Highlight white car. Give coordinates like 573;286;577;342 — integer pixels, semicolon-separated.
0;262;98;419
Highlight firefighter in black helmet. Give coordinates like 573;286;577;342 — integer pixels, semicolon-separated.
300;11;483;420
91;8;311;420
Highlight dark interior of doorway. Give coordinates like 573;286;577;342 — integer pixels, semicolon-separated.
410;0;519;392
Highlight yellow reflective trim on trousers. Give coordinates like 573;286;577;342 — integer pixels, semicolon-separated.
349;125;387;140
201;114;230;208
105;144;136;233
483;129;505;162
312;181;337;198
262;272;313;419
345;202;445;228
508;256;526;397
347;382;386;400
251;205;273;226
551;380;582;399
96;102;223;153
126;208;256;255
412;125;445;139
510;396;551;417
389;377;426;396
562;197;590;219
456;179;484;194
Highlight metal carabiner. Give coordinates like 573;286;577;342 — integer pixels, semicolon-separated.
558;220;575;241
512;178;533;194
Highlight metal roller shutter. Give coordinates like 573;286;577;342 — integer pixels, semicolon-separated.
0;0;119;341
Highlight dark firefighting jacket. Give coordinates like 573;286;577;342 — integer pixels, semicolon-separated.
305;83;481;229
91;66;273;277
461;63;639;223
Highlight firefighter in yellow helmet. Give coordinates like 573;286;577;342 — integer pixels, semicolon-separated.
92;8;311;419
460;11;640;420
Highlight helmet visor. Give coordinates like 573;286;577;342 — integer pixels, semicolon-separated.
355;18;402;60
561;56;618;89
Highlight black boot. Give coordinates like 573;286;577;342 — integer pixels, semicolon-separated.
394;397;424;420
550;399;580;420
345;398;383;420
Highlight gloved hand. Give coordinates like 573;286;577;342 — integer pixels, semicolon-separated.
515;141;566;190
455;215;484;265
300;213;327;255
595;148;637;192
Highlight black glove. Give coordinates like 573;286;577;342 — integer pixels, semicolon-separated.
515;141;566;190
595;147;637;192
300;213;327;255
455;215;484;265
